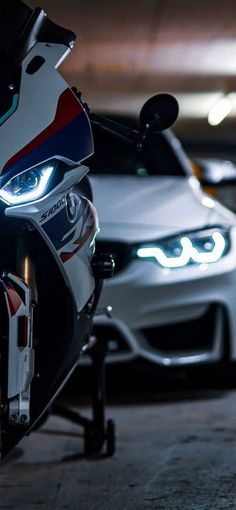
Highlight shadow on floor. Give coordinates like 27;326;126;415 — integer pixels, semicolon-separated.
59;359;236;407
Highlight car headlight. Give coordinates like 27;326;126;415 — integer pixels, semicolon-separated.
136;229;229;268
0;163;54;205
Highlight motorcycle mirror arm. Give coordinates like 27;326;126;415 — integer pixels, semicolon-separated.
71;89;137;144
90;113;157;151
89;111;139;146
73;88;149;149
135;121;156;151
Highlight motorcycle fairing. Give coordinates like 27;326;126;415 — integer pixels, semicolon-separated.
0;42;93;184
6;166;99;312
0;244;93;458
0;2;99;459
0;31;97;312
2;87;92;184
0;91;19;127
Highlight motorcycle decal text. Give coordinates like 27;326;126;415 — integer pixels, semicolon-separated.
40;196;66;223
41;195;94;256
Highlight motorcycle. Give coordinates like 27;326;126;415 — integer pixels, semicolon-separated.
0;0;115;459
0;0;179;460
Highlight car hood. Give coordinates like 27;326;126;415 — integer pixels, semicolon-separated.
90;175;225;242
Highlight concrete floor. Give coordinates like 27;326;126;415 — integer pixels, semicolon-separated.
1;387;236;509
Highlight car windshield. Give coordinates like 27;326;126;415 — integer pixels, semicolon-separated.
89;125;189;177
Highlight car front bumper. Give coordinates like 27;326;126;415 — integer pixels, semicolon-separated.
89;226;236;368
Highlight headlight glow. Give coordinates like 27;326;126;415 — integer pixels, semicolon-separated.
136;230;228;268
191;232;226;263
0;165;54;205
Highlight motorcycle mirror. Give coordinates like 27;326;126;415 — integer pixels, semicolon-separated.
139;93;179;131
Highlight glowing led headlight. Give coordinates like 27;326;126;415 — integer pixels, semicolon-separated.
0;164;54;205
136;229;229;268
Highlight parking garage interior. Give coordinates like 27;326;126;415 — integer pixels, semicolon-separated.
2;1;236;509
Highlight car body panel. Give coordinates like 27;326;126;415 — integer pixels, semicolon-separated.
90;175;216;242
90;173;236;368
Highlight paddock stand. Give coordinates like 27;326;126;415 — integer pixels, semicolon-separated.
53;335;115;457
53;254;116;457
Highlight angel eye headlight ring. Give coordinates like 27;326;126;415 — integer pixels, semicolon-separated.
136;229;230;269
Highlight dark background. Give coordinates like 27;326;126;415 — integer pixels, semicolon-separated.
26;0;236;159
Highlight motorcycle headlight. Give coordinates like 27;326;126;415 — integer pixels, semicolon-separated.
136;229;230;268
0;164;54;205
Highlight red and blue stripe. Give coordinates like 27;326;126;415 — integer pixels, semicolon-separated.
1;88;93;182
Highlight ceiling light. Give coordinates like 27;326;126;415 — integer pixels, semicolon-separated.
208;96;232;126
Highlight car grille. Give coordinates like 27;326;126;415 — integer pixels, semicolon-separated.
141;305;221;353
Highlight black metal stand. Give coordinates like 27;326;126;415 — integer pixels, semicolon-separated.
53;338;115;457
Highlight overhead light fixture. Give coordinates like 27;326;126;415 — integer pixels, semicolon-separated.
208;95;232;126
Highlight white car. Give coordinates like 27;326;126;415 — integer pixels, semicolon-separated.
193;157;236;213
88;122;236;369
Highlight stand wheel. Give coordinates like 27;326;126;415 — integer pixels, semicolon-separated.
106;419;116;456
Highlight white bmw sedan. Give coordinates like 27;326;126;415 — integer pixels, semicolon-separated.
89;126;236;369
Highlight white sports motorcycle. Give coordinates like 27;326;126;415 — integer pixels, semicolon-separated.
0;1;116;459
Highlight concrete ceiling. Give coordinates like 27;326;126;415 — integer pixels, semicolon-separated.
27;0;236;143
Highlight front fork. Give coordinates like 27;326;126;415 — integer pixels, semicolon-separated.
4;231;37;426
